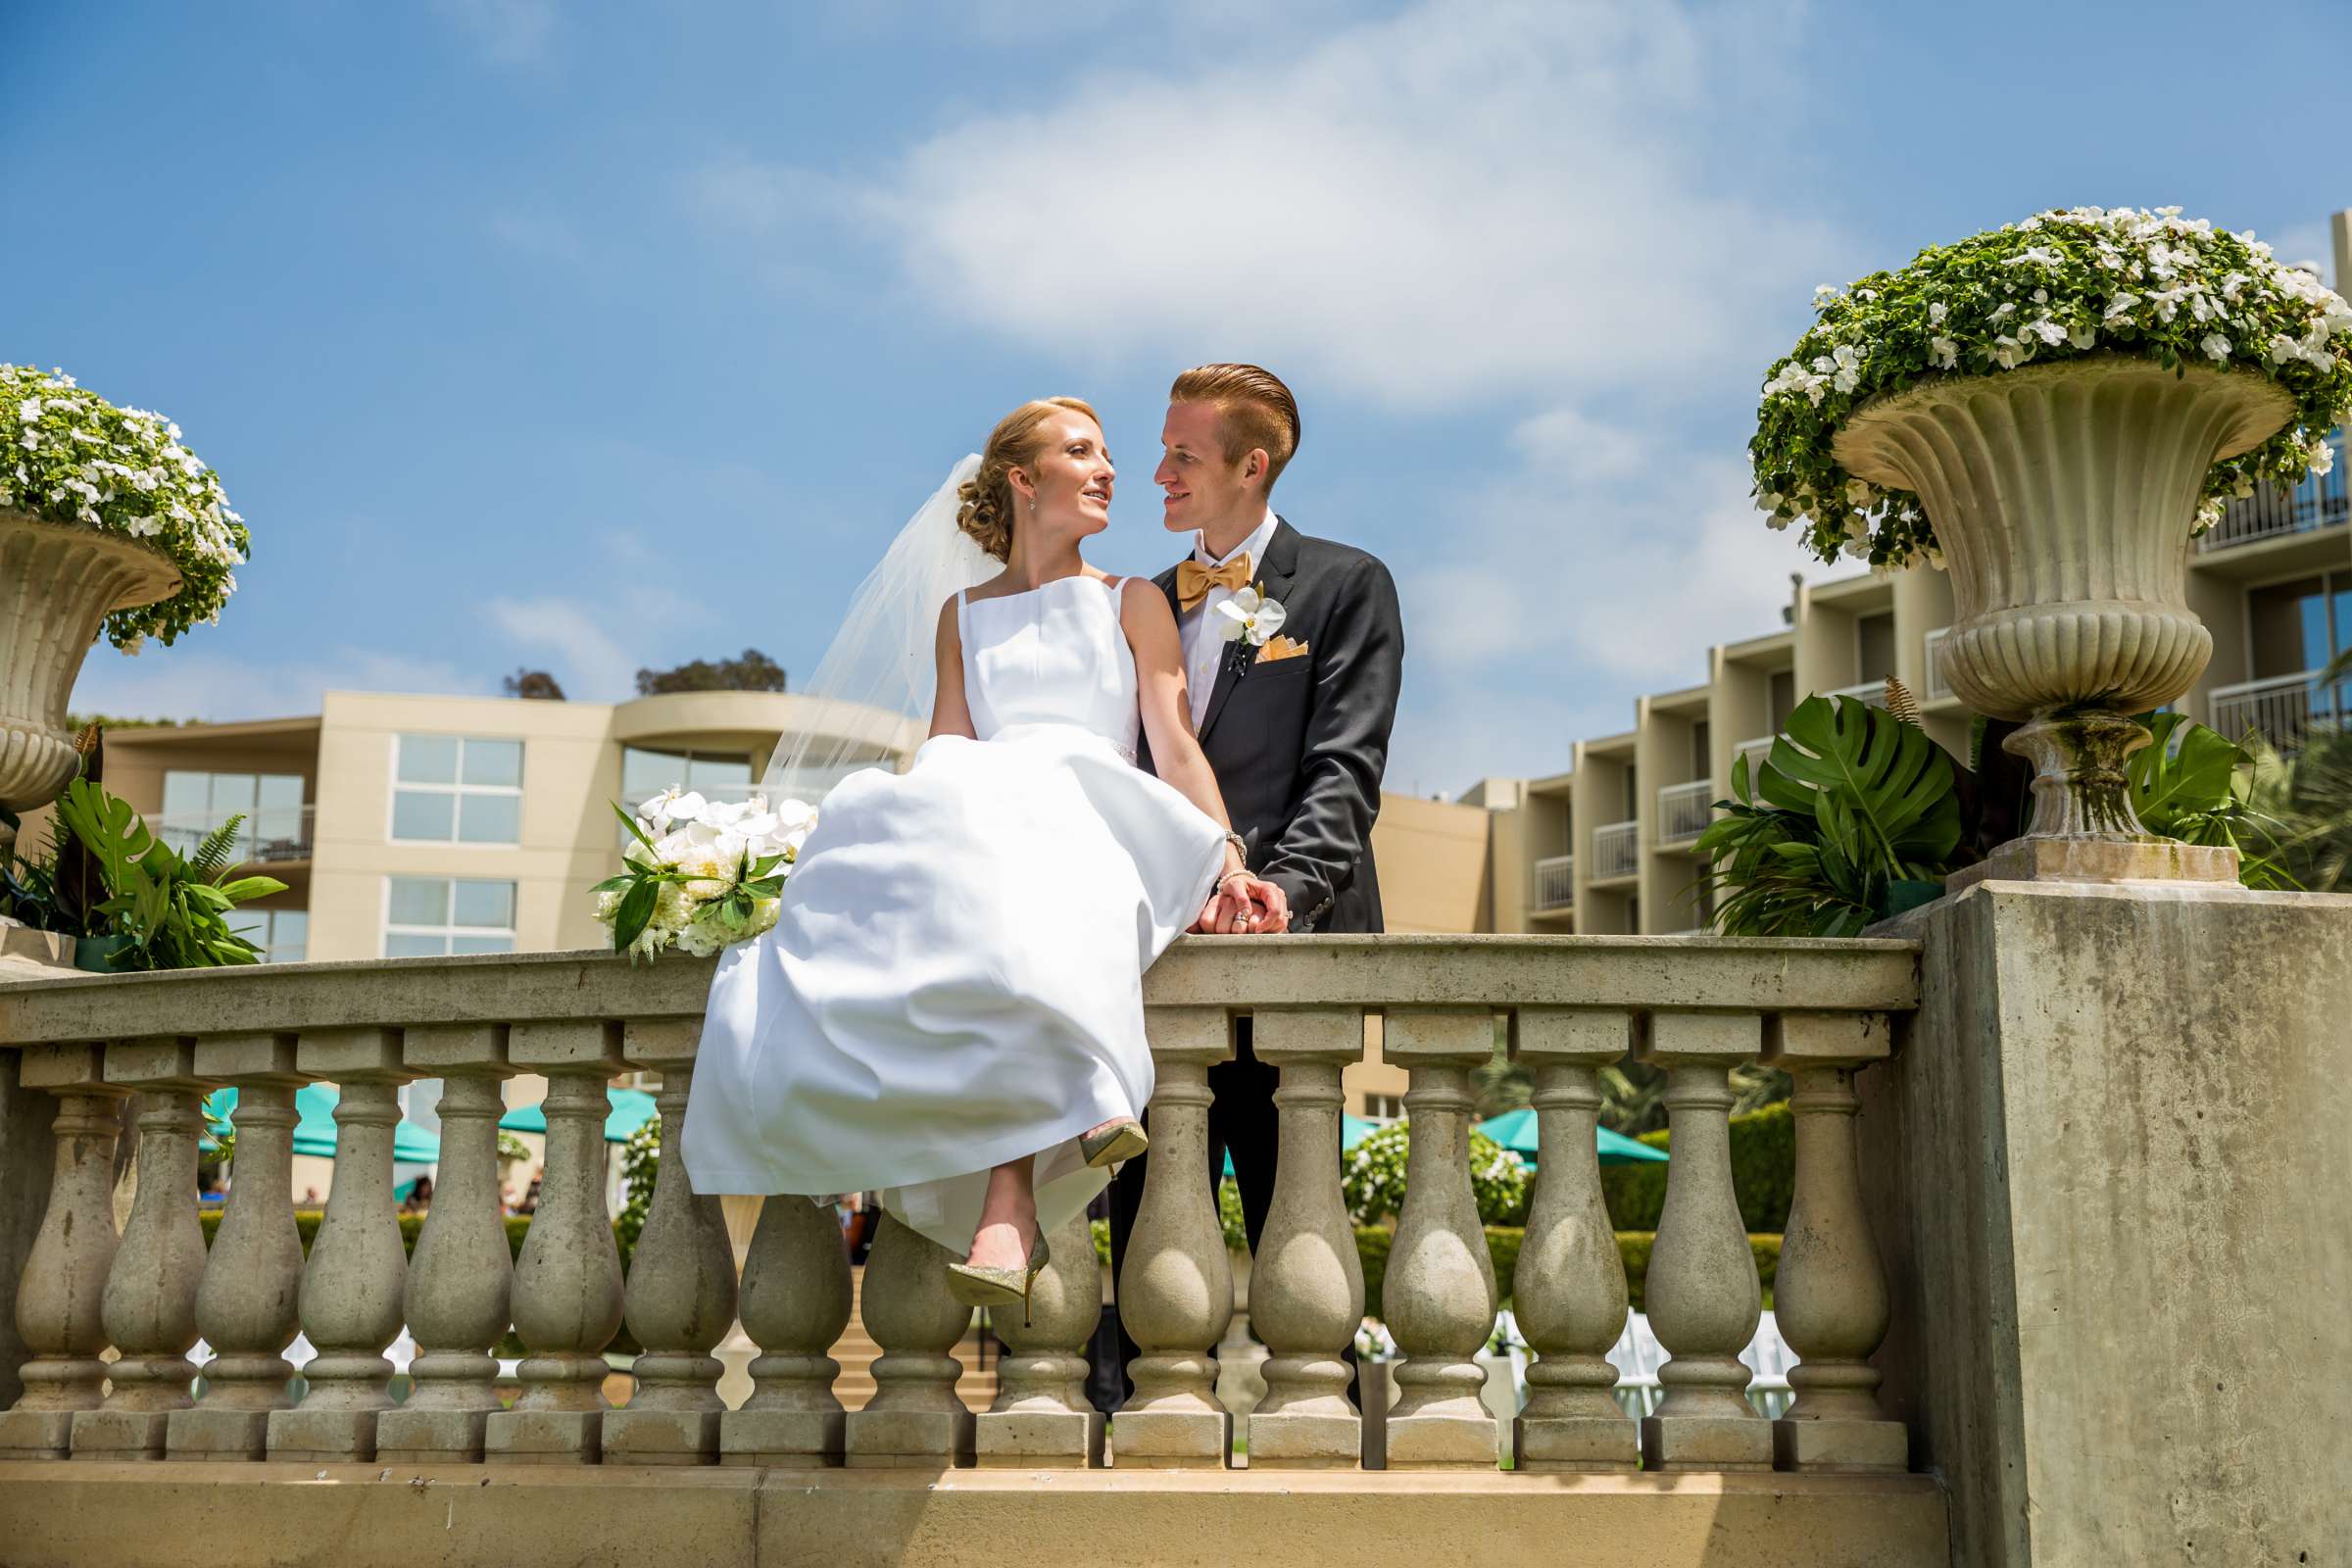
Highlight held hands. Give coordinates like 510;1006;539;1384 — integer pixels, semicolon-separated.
1193;871;1290;935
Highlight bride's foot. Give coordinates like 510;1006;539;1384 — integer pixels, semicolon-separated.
1080;1116;1149;1168
947;1227;1051;1325
961;1215;1038;1274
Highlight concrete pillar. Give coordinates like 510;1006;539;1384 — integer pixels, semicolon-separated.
1862;881;2352;1565
1245;1006;1365;1470
487;1021;625;1464
0;1047;124;1460
268;1028;409;1463
606;1030;736;1466
1767;1011;1905;1473
74;1054;209;1458
170;1032;306;1460
1113;1005;1234;1469
973;1201;1103;1468
1510;1007;1637;1472
843;1209;974;1468
376;1023;513;1464
1379;1007;1498;1470
719;1195;852;1468
1638;1009;1768;1471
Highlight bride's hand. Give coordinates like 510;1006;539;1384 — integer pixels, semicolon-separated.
1193;874;1288;935
1242;877;1291;934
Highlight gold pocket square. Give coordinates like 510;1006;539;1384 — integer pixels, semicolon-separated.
1255;635;1309;664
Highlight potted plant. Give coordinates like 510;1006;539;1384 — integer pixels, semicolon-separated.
48;779;286;970
1750;209;2352;870
0;366;247;853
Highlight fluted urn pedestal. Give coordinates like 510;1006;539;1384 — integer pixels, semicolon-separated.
1834;356;2293;883
0;510;180;851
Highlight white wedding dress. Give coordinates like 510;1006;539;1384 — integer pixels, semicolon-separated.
680;573;1229;1253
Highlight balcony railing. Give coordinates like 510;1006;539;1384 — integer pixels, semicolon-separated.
1532;854;1575;911
2196;432;2348;551
1922;628;1956;705
153;806;315;865
0;940;1920;1496
1825;680;1891;710
2208;670;2344;752
1656;780;1715;847
1734;736;1777;787
1591;820;1640;881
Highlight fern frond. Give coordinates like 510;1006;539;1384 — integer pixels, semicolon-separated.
191;814;245;880
1885;676;1921;727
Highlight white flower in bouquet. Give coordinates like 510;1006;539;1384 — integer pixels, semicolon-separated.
593;786;816;960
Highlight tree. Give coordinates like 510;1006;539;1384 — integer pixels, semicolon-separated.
634;649;786;697
501;668;565;701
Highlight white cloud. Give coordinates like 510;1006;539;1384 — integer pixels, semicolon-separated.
68;645;489;724
430;0;556;64
706;0;1839;409
482;595;642;700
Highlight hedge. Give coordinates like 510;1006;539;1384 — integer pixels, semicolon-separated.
1598;1101;1794;1234
1354;1226;1779;1317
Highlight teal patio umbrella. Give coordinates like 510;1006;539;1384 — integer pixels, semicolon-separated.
205;1084;441;1163
1222;1113;1377;1179
499;1086;659;1146
1477;1107;1666;1167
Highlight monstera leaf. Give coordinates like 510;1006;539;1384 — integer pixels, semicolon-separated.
51;778;167;892
2129;711;2297;889
1760;695;1961;878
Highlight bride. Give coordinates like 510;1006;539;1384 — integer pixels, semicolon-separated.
679;397;1283;1318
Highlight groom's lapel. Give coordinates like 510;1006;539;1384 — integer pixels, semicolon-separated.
1198;517;1301;747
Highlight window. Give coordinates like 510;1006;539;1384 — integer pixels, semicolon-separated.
384;877;516;956
160;771;307;860
391;736;522;845
1768;669;1796;731
225;907;308;964
1360;1094;1405;1121
621;746;757;805
1856;612;1896;684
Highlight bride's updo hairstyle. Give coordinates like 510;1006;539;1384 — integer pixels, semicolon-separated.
956;396;1100;562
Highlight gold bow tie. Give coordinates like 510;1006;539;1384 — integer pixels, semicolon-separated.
1176;555;1253;612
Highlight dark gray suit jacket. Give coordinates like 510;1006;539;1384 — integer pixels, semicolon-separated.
1139;518;1402;933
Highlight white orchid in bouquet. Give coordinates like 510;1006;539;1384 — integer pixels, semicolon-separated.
1;364;249;650
1751;207;2352;570
593;787;816;959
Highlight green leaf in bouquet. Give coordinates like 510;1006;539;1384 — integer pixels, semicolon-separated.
611;800;662;857
612;878;660;951
749;854;785;877
590;874;635;895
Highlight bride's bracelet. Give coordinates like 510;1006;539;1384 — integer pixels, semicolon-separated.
1217;867;1253;891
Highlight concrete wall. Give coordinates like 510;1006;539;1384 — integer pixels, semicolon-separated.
1861;880;2352;1566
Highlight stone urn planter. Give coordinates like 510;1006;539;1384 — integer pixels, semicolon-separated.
1833;356;2293;877
0;508;180;847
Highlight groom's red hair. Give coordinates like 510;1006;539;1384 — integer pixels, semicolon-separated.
1169;364;1300;493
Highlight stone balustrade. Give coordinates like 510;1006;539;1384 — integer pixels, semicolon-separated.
0;937;1917;1483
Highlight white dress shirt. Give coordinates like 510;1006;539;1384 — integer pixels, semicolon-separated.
1179;510;1280;732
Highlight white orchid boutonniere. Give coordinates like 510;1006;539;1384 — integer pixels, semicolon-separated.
1215;584;1287;647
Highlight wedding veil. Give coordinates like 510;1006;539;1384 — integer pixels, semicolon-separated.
760;454;999;804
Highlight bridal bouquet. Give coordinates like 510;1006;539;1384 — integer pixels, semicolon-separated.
593;788;815;959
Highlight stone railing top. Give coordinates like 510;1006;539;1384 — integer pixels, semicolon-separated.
0;935;1918;1051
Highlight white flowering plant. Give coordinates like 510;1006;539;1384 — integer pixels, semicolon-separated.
1341;1120;1530;1228
1;365;249;650
592;787;815;960
1752;208;2352;570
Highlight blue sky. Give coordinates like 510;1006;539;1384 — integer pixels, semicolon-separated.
11;0;2348;794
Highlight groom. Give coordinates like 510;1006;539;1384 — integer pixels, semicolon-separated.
1107;363;1403;1389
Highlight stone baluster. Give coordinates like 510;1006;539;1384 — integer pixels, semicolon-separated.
720;1195;853;1467
268;1029;410;1463
0;1046;125;1460
1381;1006;1499;1470
1767;1011;1907;1473
487;1021;626;1464
844;1209;975;1468
170;1034;307;1459
376;1024;514;1464
606;1021;737;1465
73;1037;211;1458
1114;1005;1235;1469
1246;1006;1366;1470
1510;1007;1638;1471
974;1201;1104;1467
1638;1009;1769;1471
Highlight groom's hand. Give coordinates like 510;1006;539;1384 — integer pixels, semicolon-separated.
1193;874;1287;935
1242;877;1290;933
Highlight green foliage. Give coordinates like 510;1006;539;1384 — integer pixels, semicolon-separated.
1353;1226;1781;1319
498;1130;533;1164
1598;1101;1796;1234
1;364;249;650
1698;694;1972;936
614;1114;662;1254
1750;208;2352;570
2130;713;2298;888
49;780;287;969
1342;1121;1529;1228
635;649;786;696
